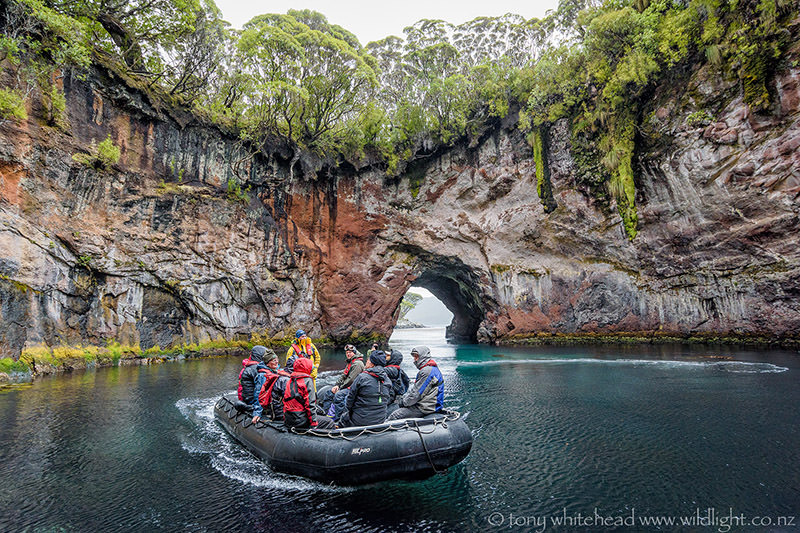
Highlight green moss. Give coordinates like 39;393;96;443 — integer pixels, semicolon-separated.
0;88;28;122
405;162;427;200
157;180;184;195
0;274;39;294
490;264;511;274
687;110;713;127
527;127;557;213
0;357;30;373
501;331;800;349
519;267;550;278
226;180;250;204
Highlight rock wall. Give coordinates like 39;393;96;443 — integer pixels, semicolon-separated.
1;45;800;357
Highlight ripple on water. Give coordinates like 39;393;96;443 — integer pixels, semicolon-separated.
175;396;353;494
456;358;788;373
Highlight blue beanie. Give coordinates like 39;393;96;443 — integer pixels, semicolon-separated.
295;329;306;338
369;350;387;367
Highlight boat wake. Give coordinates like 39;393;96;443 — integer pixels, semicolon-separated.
175;396;351;493
456;358;788;373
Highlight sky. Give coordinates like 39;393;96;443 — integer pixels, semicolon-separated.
214;0;561;45
408;287;434;298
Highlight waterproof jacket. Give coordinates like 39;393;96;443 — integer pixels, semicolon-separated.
335;355;365;389
285;339;320;380
239;358;267;418
341;365;392;427
283;358;318;428
384;350;410;402
400;346;444;415
258;368;290;420
270;371;291;421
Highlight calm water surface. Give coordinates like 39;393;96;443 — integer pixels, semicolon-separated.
1;329;798;532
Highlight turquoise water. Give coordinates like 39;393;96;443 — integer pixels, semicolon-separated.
1;329;798;532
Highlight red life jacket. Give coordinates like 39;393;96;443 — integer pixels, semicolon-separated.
237;358;259;400
284;371;315;426
259;369;289;407
292;342;314;358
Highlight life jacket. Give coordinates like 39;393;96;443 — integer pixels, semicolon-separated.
292;342;314;358
259;369;289;411
343;355;361;375
284;358;315;427
237;358;259;401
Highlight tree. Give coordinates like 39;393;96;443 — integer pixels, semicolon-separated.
399;293;423;321
234;10;378;156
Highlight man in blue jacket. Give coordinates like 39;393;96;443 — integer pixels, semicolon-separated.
386;346;444;420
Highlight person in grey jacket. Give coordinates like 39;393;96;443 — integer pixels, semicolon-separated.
386;346;444;420
339;350;392;427
331;344;365;392
319;345;365;420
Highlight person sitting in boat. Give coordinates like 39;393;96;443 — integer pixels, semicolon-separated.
269;354;295;422
384;347;410;403
283;357;335;429
258;351;291;421
339;350;392;428
386;346;444;420
320;344;365;417
285;329;320;387
238;345;270;424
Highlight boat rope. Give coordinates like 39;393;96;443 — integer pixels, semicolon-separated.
290;410;461;440
412;419;445;475
218;397;462;440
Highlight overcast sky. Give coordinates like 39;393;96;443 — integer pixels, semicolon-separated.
408;287;434;298
214;0;561;45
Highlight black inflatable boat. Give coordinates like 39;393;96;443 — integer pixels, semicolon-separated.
213;394;472;485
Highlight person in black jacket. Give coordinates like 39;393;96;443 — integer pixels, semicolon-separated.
384;348;410;403
339;350;392;428
238;345;269;424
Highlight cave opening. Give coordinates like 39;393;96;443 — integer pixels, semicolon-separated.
392;267;486;343
394;286;454;337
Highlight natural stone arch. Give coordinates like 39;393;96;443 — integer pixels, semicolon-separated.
389;246;497;343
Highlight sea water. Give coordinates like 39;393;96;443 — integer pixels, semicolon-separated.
0;329;797;532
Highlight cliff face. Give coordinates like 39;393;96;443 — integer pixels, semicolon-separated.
1;44;800;357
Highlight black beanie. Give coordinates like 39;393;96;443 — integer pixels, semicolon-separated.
369;350;387;367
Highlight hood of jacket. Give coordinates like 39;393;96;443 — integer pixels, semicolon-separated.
412;346;432;369
388;349;403;366
292;357;313;376
364;364;389;381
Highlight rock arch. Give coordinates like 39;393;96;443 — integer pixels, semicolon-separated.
402;255;490;343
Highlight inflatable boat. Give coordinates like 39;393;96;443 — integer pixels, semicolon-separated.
213;394;472;485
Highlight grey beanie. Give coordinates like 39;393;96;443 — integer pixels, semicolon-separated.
250;345;267;362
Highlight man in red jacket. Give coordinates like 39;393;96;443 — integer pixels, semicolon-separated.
283;358;335;429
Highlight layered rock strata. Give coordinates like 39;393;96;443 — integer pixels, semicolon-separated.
1;48;800;358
